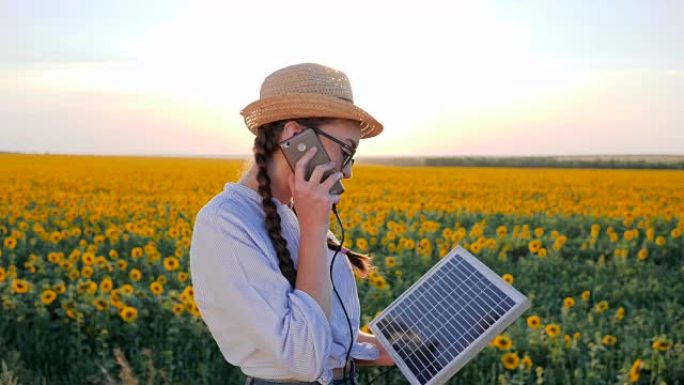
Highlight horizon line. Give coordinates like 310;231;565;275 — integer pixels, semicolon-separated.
1;150;683;159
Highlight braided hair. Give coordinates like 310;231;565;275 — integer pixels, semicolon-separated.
252;118;374;288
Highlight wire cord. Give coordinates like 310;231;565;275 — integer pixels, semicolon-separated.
330;202;356;384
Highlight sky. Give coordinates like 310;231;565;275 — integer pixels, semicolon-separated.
1;0;683;157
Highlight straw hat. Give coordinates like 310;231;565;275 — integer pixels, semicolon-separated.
240;63;383;139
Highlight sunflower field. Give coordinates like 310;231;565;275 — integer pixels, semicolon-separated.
0;154;682;385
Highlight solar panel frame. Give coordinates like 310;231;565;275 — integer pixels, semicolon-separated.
369;245;531;385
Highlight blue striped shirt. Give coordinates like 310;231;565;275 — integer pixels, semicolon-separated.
190;182;379;384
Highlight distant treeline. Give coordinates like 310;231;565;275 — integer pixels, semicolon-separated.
358;156;684;169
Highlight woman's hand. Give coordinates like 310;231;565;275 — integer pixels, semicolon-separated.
355;331;396;367
289;147;343;232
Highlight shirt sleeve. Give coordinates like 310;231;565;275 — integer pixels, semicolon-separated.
351;341;380;361
190;204;333;381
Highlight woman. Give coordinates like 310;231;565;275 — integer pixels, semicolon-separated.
189;63;394;385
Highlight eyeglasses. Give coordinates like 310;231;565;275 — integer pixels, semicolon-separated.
306;126;357;169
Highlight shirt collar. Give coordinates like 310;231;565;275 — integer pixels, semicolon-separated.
225;182;293;209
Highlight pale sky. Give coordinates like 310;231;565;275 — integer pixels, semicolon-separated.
1;0;682;157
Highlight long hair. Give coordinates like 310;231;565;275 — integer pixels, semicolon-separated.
252;117;374;288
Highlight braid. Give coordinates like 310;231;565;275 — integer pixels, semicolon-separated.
327;236;374;279
254;122;298;288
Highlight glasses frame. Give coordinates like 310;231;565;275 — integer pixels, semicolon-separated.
305;126;356;169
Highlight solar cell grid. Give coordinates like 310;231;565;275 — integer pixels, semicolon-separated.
369;246;531;385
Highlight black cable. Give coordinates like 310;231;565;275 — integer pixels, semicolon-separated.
330;202;355;384
332;203;399;385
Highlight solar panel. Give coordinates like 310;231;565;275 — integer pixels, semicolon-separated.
369;245;531;385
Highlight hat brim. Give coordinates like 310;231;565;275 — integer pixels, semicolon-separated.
240;93;383;139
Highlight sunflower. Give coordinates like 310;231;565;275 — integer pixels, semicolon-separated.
501;274;514;284
651;338;672;352
496;226;507;238
109;290;124;309
81;265;94;278
527;315;541;330
116;260;128;271
119;306;138;322
3;237;17;250
100;277;113;293
120;284;134;295
655;236;666;246
537;248;548;258
356;238;369;250
188;302;201;317
131;247;144;259
491;335;512;351
150;281;164;296
0;267;5;283
601;335;617;346
127;268;141;281
372;276;389;290
545;324;560;338
581;290;591;301
637;248;648;261
86;281;98;294
182;286;194;299
616;306;625;320
528;240;541;254
384;256;397;269
501;352;520;370
47;252;61;264
12;279;31;294
163;257;180;271
54;282;66;294
69;250;81;262
177;272;189;282
66;309;81;320
594;300;609;313
49;231;62;243
95;256;107;267
563;297;575;308
108;249;119;259
534;227;544;237
629;358;643;383
171;303;185;315
81;252;95;266
40;289;57;305
521;356;533;370
93;298;109;311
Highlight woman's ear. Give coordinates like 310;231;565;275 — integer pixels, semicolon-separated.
280;120;304;142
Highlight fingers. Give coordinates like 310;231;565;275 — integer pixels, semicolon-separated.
294;147;318;183
321;170;344;192
309;161;337;185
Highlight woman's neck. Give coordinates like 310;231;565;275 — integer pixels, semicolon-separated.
238;156;293;206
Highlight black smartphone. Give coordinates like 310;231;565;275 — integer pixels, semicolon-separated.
279;128;345;195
